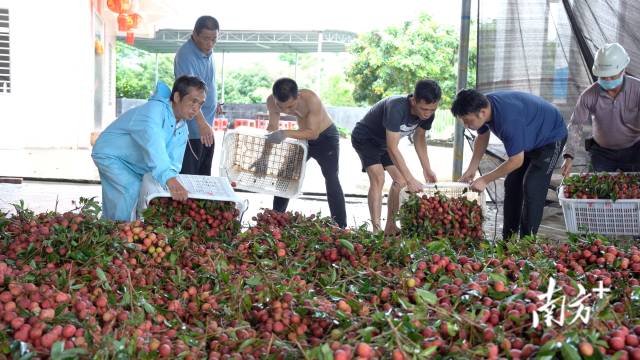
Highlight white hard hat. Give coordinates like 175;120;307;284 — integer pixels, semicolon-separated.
592;43;630;77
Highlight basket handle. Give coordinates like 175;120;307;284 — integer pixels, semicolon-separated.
237;199;250;223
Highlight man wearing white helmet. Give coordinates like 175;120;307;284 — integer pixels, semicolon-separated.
562;42;640;175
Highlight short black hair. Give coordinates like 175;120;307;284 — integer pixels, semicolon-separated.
413;80;442;104
272;78;298;103
194;16;219;35
171;75;207;102
450;89;489;117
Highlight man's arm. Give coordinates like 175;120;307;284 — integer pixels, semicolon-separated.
563;93;590;159
266;95;281;132
174;54;214;147
561;93;591;175
386;130;422;192
194;110;214;147
470;151;524;192
459;131;490;182
413;127;437;182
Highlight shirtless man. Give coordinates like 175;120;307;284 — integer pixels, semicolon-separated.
263;77;347;228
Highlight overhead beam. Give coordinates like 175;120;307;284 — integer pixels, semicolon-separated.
118;29;357;54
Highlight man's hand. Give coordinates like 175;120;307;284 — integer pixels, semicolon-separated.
561;157;573;177
265;130;286;144
198;121;214;147
406;177;424;193
423;168;438;183
470;176;488;193
458;168;476;183
166;177;188;201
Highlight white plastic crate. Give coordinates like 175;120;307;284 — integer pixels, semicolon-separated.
219;127;308;198
137;174;248;219
399;182;486;215
559;172;640;235
558;185;640;235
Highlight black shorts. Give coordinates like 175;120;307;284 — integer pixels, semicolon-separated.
351;126;393;172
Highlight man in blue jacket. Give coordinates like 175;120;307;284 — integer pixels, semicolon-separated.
452;89;567;239
174;16;221;176
92;76;207;221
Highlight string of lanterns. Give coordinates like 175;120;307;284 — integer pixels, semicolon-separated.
106;0;142;45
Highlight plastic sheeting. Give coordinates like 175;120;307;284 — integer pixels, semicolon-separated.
473;0;640;203
566;0;640;78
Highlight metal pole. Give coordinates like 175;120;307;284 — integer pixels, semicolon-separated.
220;51;225;103
294;52;298;80
452;0;472;180
316;32;323;96
154;53;159;86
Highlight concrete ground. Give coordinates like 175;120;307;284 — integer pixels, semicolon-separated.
0;132;569;240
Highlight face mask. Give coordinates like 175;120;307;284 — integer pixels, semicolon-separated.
598;76;623;90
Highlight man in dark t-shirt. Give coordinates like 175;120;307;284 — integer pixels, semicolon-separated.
451;89;568;239
351;80;442;234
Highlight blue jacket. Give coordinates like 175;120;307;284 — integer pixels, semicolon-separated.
92;82;188;186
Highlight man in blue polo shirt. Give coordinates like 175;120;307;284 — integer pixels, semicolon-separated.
174;16;220;176
451;89;567;239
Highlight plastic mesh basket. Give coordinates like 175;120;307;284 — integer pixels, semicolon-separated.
558;185;640;235
219;128;308;198
137;174;248;219
399;182;486;215
559;172;640;235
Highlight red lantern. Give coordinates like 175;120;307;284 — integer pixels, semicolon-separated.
106;0;119;13
126;31;135;45
130;13;142;29
107;0;132;14
117;13;129;31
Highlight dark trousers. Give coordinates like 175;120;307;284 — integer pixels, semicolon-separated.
273;124;347;228
180;139;214;176
503;137;566;239
587;138;640;172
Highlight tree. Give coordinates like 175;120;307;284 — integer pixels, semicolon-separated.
220;65;272;104
321;74;357;107
116;41;175;99
346;13;476;108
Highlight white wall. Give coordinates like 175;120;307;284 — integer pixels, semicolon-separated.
0;0;117;149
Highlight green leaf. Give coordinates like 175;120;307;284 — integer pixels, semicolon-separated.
96;267;108;283
238;338;255;351
536;340;561;357
49;341;87;360
560;343;581;360
338;239;354;253
358;326;378;342
426;240;446;253
246;276;262;286
140;298;156;315
488;272;508;284
419;346;438;357
415;288;437;305
50;341;65;358
320;343;334;359
536;356;555;360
